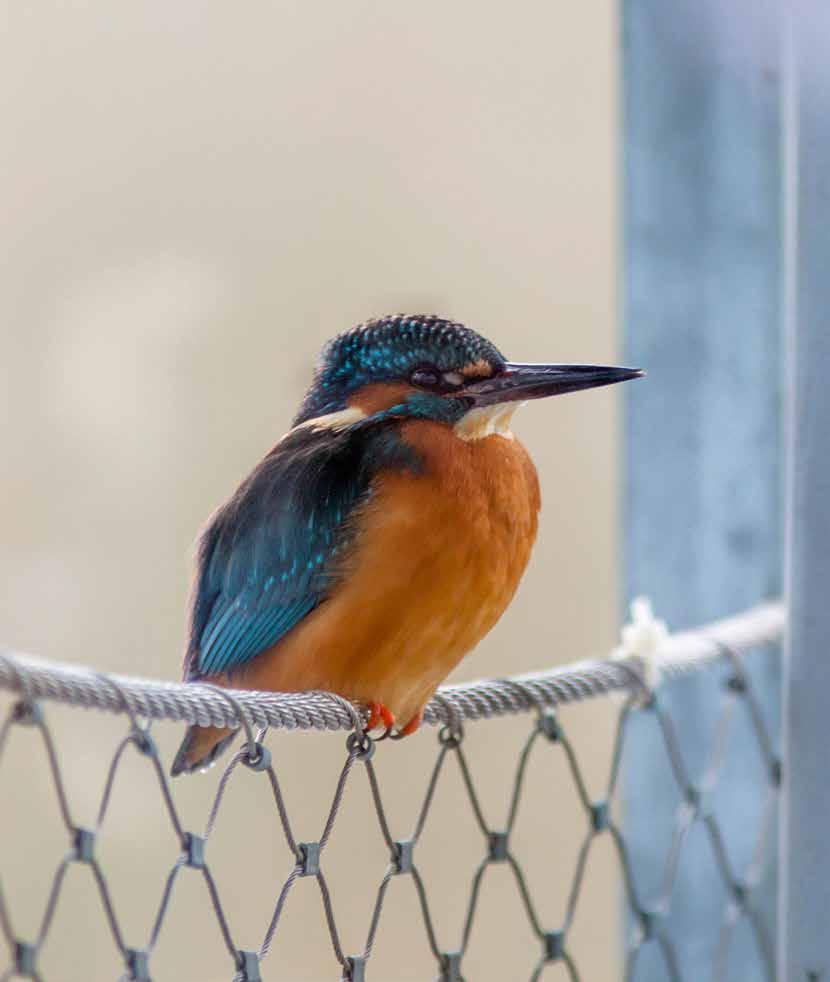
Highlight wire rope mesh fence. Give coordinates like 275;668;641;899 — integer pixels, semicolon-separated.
0;603;783;982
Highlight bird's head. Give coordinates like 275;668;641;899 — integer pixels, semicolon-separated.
294;314;643;438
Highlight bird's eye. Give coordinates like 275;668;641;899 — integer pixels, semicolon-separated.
410;368;441;388
410;367;466;392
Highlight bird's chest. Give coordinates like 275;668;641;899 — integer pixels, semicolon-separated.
245;421;541;719
406;430;539;625
355;422;541;683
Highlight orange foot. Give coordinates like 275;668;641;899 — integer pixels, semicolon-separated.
366;702;396;734
397;709;424;738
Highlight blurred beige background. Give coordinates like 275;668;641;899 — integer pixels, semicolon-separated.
1;2;621;980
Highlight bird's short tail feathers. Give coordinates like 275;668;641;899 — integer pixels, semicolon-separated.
170;725;238;777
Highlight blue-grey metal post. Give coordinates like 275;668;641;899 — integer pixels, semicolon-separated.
781;3;830;978
622;1;783;978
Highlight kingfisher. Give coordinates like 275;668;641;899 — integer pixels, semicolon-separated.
171;314;642;775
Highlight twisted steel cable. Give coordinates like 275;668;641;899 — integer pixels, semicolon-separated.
0;603;784;733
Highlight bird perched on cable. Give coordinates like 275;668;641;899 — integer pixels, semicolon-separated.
171;314;642;775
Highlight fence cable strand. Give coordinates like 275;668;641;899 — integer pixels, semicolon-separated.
0;603;782;732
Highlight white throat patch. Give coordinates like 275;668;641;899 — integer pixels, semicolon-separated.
453;403;522;441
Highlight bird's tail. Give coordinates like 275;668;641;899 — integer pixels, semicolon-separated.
170;724;238;777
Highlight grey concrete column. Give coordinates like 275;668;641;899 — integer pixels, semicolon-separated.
622;2;784;978
781;3;830;978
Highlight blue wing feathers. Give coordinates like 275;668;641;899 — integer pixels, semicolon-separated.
185;421;421;680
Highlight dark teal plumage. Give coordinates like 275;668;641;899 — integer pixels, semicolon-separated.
185;419;421;680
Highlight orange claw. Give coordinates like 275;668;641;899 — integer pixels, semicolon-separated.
398;709;424;738
366;702;396;733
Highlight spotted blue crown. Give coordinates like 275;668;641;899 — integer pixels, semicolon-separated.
294;314;505;424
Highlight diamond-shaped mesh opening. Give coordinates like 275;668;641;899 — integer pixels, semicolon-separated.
35;864;125;982
341;874;438;982
659;820;730;967
462;861;542;980
615;700;685;903
0;608;781;981
92;740;189;946
0;719;73;942
148;860;245;982
560;833;624;981
506;721;595;922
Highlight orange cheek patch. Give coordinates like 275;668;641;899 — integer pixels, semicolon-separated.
349;381;419;414
461;359;494;379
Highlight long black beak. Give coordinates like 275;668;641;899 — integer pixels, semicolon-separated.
460;362;645;407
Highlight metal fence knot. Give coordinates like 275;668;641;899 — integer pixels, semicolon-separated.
346;730;375;761
12;700;43;727
125;947;150;981
242;741;272;772
72;827;96;864
543;930;565;962
14;940;37;977
182;832;206;869
537;711;561;742
392;840;414;875
487;831;510;862
236;949;261;982
344;955;366;981
296;842;321;877
438;951;463;981
437;724;463;748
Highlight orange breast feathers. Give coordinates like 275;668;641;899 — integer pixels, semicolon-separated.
236;418;541;728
